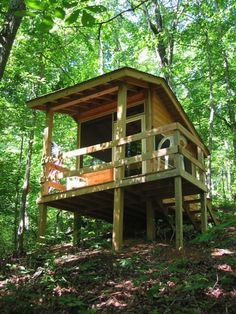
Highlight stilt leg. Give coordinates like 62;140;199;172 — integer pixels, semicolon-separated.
175;177;183;249
112;188;124;251
38;204;47;243
73;211;80;246
146;199;156;241
200;192;208;233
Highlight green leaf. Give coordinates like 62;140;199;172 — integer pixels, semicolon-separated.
14;10;37;17
65;9;80;25
25;0;46;10
86;5;106;13
39;16;54;32
54;7;66;20
81;10;96;27
48;0;55;4
63;1;78;9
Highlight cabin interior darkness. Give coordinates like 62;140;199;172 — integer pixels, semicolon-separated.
80;114;113;165
80;104;145;167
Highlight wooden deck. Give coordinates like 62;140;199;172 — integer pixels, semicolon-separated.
40;173;206;231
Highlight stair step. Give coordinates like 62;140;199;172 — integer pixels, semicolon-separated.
163;198;201;206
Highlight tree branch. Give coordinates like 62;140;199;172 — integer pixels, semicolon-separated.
97;0;150;26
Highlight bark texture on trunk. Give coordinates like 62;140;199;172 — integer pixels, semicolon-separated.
0;0;25;80
17;110;36;255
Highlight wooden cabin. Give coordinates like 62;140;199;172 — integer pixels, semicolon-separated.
28;67;214;251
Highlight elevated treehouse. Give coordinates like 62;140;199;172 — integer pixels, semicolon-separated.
27;67;215;250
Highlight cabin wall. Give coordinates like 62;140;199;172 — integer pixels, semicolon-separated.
152;92;173;128
152;91;197;158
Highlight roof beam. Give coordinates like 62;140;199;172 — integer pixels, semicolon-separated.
50;86;119;112
77;91;145;121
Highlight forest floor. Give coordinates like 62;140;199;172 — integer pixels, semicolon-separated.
0;218;236;313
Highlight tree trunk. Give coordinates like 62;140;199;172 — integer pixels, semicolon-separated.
0;0;25;80
17;110;36;255
222;49;236;166
143;1;169;79
205;31;215;199
98;25;104;75
143;0;181;85
14;134;24;251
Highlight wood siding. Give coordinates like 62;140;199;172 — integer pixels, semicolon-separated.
152;91;197;158
152;93;173;128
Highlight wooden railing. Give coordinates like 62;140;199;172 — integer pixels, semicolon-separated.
40;122;207;195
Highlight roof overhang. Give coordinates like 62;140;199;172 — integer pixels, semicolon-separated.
27;67;209;156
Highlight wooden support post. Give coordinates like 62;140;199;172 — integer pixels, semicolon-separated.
41;110;54;195
146;199;156;241
200;192;208;233
112;187;124;251
175;176;183;249
112;83;127;251
73;211;80;246
145;85;154;173
44;110;54;156
76;122;81;170
173;129;182;171
38;204;47;243
197;147;205;183
145;87;155;241
114;83;127;179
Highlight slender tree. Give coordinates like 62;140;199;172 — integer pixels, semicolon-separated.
17;110;36;255
0;0;25;80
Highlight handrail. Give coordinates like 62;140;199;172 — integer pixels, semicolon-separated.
61;122;205;160
42;122;207;192
179;147;206;171
62;123;179;159
47;146;178;181
176;123;207;156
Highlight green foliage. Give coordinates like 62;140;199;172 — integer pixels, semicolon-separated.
192;214;236;245
182;274;210;292
119;257;135;268
168;258;190;273
54;7;66;19
81;10;96;26
55;295;85;308
65;9;81;25
80;260;98;272
25;0;46;11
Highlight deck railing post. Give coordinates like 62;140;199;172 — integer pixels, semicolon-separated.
41;110;54;195
197;147;205;183
145;85;154;173
173;129;182;172
76;121;81;171
114;83;127;180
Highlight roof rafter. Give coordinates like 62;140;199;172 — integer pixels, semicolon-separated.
50;86;119;112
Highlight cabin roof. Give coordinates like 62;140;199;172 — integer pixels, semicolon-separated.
27;67;209;155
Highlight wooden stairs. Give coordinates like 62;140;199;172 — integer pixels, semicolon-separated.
160;197;219;232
